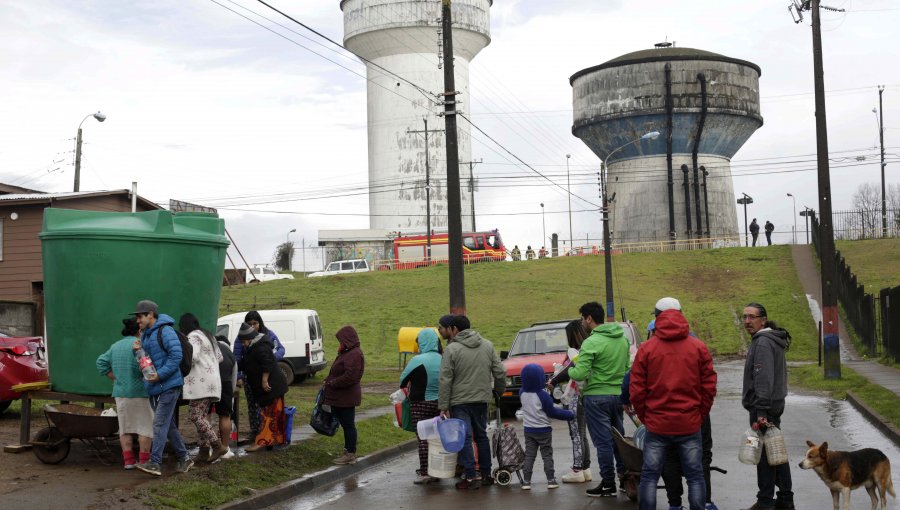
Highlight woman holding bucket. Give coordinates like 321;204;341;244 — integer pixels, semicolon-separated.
399;327;443;484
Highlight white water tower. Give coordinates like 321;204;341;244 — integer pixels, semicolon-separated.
340;0;492;231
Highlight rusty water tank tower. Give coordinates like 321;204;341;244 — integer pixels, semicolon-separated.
570;46;762;243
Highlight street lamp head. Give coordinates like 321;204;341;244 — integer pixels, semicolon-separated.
786;193;793;197
566;154;571;159
93;111;106;122
641;131;661;140
289;228;296;233
540;203;544;208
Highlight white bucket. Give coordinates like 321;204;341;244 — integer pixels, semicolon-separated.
427;437;457;479
417;416;440;440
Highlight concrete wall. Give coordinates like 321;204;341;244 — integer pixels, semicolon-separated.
0;301;35;336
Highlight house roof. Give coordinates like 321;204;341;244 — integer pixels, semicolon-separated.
0;190;163;210
0;183;44;195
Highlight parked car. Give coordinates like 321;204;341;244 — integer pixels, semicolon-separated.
246;264;294;283
0;332;48;414
217;309;327;385
498;319;641;416
307;259;370;278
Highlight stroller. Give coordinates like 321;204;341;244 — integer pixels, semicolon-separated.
491;394;525;485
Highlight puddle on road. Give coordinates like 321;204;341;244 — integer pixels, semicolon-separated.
789;392;900;455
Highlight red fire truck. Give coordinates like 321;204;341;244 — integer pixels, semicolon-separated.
391;229;506;269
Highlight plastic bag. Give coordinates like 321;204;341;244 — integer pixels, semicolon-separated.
310;387;339;437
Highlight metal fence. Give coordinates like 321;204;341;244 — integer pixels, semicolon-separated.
881;286;900;361
831;208;900;240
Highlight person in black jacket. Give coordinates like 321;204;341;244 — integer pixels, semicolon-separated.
750;219;760;247
210;335;237;460
237;323;288;451
764;221;775;246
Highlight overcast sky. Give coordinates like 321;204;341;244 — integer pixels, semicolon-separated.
1;0;898;268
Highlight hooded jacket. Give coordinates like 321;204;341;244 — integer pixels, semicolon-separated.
567;322;630;396
519;363;574;434
139;313;184;396
324;326;365;407
438;329;506;410
182;329;223;401
400;328;442;401
238;334;288;407
629;310;717;435
742;327;789;420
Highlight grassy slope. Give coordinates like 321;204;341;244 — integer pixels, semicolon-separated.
835;238;900;294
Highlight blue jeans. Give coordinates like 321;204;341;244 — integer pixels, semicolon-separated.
451;403;491;479
583;394;625;483
639;430;705;510
149;388;188;464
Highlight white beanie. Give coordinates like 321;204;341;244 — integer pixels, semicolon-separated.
653;297;682;316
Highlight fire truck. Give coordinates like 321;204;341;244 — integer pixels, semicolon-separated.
391;229;506;269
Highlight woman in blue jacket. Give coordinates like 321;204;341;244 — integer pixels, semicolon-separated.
399;328;442;484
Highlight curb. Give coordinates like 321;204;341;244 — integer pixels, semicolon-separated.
217;439;418;510
845;390;900;447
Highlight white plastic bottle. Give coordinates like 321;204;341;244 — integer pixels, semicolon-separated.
764;425;789;465
738;426;762;465
133;346;157;381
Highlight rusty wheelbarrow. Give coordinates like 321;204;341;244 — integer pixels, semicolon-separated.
31;403;119;465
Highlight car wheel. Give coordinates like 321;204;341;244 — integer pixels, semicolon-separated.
32;427;70;464
278;361;295;386
0;400;11;414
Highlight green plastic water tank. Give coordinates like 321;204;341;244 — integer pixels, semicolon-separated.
39;209;229;395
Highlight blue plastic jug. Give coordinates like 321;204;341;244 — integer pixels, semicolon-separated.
437;418;467;453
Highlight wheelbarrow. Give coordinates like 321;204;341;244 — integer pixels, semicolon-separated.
31;403;119;465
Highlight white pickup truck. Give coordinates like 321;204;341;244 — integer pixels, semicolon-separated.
245;264;294;283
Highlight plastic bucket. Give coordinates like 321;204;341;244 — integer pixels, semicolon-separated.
417;416;440;440
437;418;467;453
284;406;297;444
427;437;458;478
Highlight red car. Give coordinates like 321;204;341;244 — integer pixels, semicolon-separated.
0;332;48;414
499;320;641;416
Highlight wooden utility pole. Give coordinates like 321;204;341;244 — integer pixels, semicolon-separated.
441;0;465;315
878;85;887;238
460;158;482;232
407;118;443;261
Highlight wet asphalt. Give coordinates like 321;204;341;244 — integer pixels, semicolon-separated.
270;361;900;510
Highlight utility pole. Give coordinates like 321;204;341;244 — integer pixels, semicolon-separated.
878;85;887;238
441;0;465;315
737;193;753;247
793;0;843;379
600;164;615;323
407;118;443;261
460;158;482;232
566;154;573;253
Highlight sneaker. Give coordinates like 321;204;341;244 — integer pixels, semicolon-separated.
521;480;531;490
705;503;720;510
207;445;229;463
218;448;235;461
195;446;210;463
547;479;559;489
455;477;481;490
480;475;494;487
414;474;439;484
583;468;592;481
561;470;586;483
586;481;617;497
135;462;162;476
176;457;194;473
332;451;357;465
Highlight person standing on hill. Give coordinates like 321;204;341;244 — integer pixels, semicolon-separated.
438;315;506;490
526;245;536;260
765;221;775;246
740;303;794;510
750;219;760;247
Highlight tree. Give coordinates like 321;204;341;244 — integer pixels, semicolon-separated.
273;242;293;271
851;182;880;238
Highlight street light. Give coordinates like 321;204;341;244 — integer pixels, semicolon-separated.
287;228;296;272
74;111;106;192
540;202;546;252
787;193;797;244
800;206;813;244
601;131;660;322
737;193;754;247
566;154;573;254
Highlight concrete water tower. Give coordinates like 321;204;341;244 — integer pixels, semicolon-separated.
570;45;763;243
340;0;492;231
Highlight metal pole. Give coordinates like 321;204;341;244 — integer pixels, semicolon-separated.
131;181;137;213
425;118;431;262
302;237;306;274
540;203;546;249
787;193;797;244
441;0;465;315
74;128;83;192
879;85;887;238
566;154;573;253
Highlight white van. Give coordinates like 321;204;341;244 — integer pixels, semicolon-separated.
307;259;370;278
246;264;294;283
216;309;327;385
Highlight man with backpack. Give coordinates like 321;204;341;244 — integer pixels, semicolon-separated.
131;300;193;476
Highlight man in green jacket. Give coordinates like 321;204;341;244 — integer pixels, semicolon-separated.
568;301;630;498
438;315;506;490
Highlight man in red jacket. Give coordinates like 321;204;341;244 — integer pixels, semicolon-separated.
630;297;717;510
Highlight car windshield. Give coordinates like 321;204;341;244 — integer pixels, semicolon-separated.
508;327;569;356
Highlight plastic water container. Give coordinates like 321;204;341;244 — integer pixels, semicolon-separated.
284;406;297;444
427;437;458;478
437;418;467;453
417;416;440;440
764;426;789;466
738;427;763;465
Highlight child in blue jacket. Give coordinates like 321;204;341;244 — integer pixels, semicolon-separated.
519;363;575;489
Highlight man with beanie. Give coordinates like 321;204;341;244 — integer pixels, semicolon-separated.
630;297;717;510
131;300;193;476
438;315;506;490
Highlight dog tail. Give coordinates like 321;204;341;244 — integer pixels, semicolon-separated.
888;475;896;498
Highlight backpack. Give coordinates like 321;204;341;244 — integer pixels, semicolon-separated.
156;326;193;377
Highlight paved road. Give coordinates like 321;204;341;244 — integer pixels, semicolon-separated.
273;361;900;510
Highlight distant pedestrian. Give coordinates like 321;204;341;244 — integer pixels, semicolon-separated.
237;322;289;452
538;246;548;259
438;315;506;490
131;300;193;476
400;328;443;484
630;297;717;510
740;303;794;510
178;313;227;463
568;301;630;498
96;317;153;470
765;221;774;246
324;326;366;465
750;219;760;247
511;245;521;261
547;319;592;483
519;363;574;490
526;245;536;260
